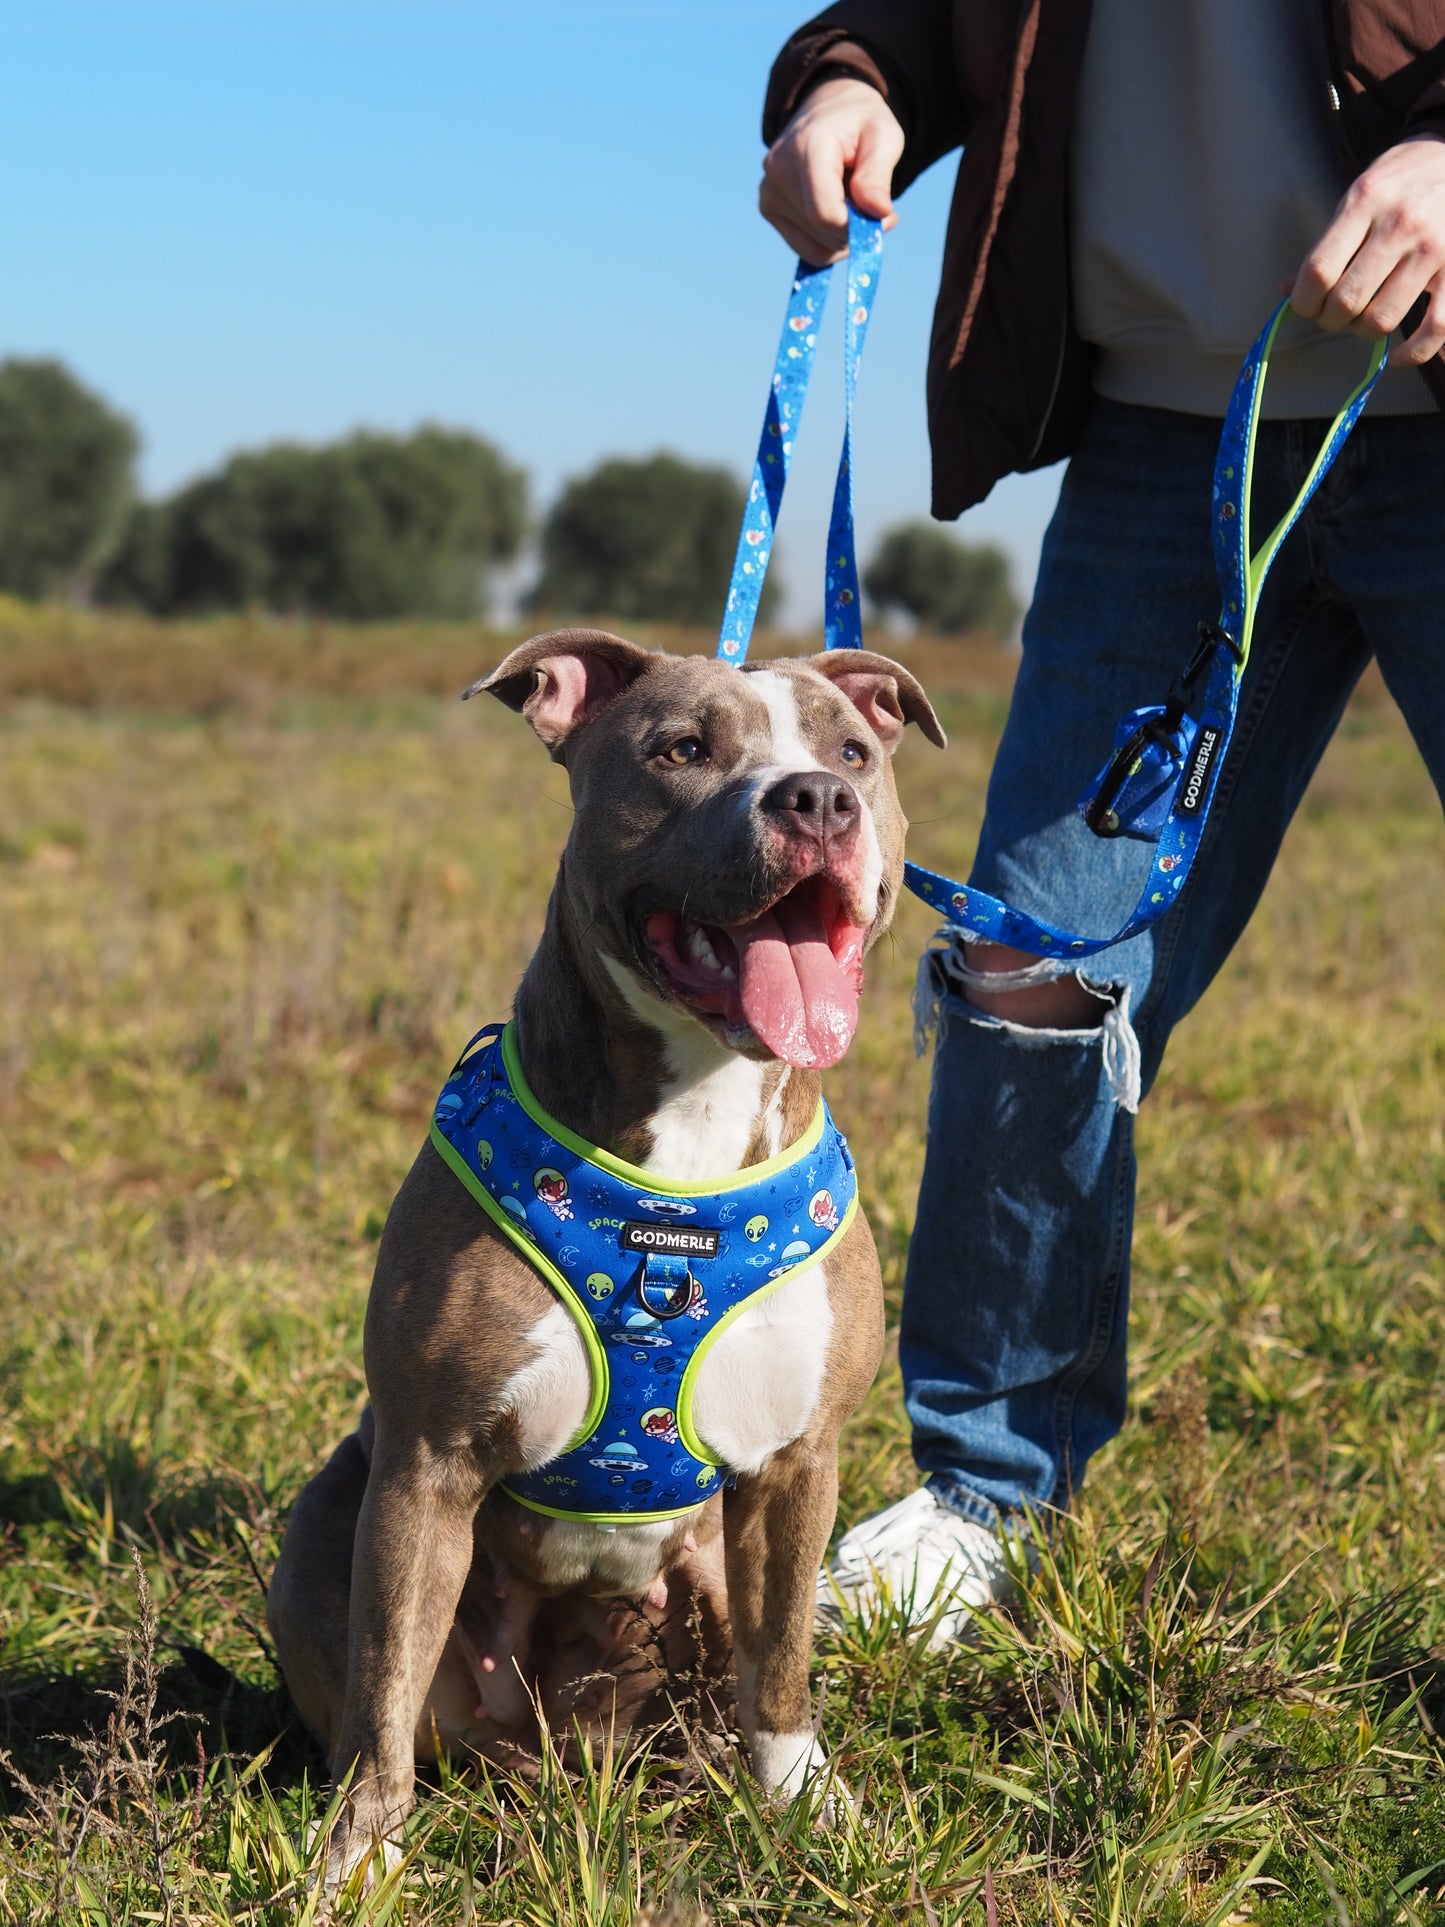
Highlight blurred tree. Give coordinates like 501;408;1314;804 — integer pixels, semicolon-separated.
534;453;775;626
93;501;175;612
864;521;1020;635
99;427;527;619
0;358;137;600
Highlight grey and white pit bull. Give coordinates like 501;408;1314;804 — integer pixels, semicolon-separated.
266;627;943;1878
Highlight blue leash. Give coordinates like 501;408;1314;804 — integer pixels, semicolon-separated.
719;212;1388;959
719;212;883;660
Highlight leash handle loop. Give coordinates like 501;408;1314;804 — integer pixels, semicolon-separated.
823;213;884;651
1214;301;1387;670
718;210;882;661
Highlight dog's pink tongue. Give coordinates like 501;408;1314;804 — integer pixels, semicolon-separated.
733;894;860;1068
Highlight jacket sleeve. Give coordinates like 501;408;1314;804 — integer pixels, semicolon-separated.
1401;80;1445;140
1331;5;1445;159
762;2;967;193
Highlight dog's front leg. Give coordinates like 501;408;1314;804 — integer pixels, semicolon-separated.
723;1437;838;1803
327;1436;484;1879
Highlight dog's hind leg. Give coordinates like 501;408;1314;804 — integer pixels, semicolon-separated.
267;1427;371;1757
268;1412;513;1771
723;1438;839;1803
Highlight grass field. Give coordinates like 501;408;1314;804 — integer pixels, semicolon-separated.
1;601;1442;1924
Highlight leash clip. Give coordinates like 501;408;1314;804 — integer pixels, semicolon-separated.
1164;620;1239;721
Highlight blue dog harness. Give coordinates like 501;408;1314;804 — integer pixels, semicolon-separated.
430;1024;858;1525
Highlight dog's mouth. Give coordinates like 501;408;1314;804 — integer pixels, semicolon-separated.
641;876;868;1069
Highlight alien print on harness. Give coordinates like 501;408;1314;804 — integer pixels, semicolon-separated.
429;1023;858;1524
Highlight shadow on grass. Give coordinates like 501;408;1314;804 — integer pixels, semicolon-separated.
0;1437;264;1545
0;1448;326;1813
0;1648;325;1816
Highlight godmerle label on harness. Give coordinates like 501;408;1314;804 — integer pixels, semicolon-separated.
1178;727;1221;815
620;1220;721;1259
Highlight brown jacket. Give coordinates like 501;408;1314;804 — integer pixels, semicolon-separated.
764;1;1445;517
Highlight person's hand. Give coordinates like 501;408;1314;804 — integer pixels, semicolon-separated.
760;76;905;265
1290;133;1445;365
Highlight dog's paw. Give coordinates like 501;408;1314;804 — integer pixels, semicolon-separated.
814;1779;858;1828
750;1731;852;1822
306;1816;404;1896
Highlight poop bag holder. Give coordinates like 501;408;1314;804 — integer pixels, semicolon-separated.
718;214;1389;958
1083;706;1198;842
1077;621;1238;842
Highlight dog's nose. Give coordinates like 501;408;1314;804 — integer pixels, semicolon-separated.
760;770;860;841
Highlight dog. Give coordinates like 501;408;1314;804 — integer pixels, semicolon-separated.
266;627;943;1879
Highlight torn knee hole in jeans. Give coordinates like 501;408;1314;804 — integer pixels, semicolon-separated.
912;930;1142;1113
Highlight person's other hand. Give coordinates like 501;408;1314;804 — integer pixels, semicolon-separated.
1290;134;1445;365
760;77;905;264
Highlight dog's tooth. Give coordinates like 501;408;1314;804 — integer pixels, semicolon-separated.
688;924;721;972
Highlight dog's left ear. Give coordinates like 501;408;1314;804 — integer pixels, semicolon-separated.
805;651;947;752
465;629;654;757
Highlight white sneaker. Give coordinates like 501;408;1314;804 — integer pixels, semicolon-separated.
816;1487;1019;1647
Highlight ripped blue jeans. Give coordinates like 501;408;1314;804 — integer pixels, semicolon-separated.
903;396;1445;1527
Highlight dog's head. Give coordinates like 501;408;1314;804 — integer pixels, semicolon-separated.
469;629;944;1070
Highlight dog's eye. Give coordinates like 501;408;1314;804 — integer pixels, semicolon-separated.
840;740;868;768
662;737;705;767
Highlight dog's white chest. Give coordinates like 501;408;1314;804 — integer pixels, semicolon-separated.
687;1258;833;1474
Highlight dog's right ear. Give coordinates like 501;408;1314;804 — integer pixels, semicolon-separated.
464;629;653;757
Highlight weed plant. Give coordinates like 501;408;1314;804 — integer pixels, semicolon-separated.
0;608;1441;1922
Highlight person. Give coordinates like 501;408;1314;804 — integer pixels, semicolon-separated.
759;1;1445;1640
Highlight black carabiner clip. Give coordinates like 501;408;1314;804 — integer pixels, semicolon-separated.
1158;622;1234;729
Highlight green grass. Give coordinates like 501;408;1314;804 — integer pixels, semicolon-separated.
0;609;1442;1923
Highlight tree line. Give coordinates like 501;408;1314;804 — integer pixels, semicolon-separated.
0;356;1020;634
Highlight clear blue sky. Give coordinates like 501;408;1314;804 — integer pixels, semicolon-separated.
1;0;1063;628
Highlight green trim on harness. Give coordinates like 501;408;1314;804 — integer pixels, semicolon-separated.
500;1023;832;1193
